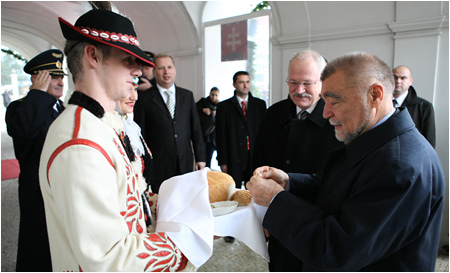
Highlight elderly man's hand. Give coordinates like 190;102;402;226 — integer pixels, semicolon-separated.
253;166;289;189
30;70;51;92
247;173;285;207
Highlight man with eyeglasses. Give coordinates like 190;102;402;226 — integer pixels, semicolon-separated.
248;52;444;271
253;49;343;271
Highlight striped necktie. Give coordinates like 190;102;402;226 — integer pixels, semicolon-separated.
164;90;175;118
298;110;309;120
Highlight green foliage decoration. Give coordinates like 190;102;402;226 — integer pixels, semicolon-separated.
1;48;27;63
252;1;270;12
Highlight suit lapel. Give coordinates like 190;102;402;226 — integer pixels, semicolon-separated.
174;87;185;119
151;88;172;118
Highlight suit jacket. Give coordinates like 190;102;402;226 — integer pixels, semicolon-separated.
253;98;343;271
402;85;436;147
254;98;342;174
133;85;205;193
264;108;445;271
215;92;266;186
5;89;63;271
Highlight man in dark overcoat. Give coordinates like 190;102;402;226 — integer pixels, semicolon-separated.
253;50;343;271
215;71;266;188
5;49;66;271
392;65;436;147
134;54;205;193
248;52;444;271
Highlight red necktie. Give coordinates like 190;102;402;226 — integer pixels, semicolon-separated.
242;101;249;150
241;100;247;118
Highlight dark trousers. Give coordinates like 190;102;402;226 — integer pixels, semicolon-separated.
205;140;216;168
16;174;52;272
151;158;182;194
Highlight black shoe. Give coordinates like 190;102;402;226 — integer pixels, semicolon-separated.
224;236;235;243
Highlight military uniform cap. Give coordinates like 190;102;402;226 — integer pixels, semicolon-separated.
23;49;66;76
144;51;155;63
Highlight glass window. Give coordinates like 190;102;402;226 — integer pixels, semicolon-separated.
204;14;270;104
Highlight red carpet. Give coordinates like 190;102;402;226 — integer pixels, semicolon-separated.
1;159;20;180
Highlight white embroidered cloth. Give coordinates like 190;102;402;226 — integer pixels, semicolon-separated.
214;200;269;261
156;168;214;268
156;168;269;268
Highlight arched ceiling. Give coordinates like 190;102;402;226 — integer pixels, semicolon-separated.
1;1;202;60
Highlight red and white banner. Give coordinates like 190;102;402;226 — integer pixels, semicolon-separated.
221;20;247;62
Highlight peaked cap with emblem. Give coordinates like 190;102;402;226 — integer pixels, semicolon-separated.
23;49;66;76
58;9;154;67
144;51;155;64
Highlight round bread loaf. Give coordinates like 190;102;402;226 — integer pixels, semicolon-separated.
207;171;236;203
231;190;252;206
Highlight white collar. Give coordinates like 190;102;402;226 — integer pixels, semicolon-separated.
157;83;176;94
236;95;248;106
157;84;176;103
394;90;408;106
296;101;318;115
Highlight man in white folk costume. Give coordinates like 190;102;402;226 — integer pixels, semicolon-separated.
39;7;195;271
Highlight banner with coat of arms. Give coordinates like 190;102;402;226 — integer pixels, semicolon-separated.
221;20;247;62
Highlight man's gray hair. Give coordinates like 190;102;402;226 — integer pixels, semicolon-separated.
289;49;327;73
321;52;394;95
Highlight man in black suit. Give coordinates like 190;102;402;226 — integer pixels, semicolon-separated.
392;65;436;147
215;71;266;189
253;50;343;271
5;49;66;272
134;54;205;193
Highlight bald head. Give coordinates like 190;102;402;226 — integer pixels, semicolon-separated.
392;66;413;98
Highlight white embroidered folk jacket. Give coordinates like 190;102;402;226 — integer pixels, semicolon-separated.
39;97;191;272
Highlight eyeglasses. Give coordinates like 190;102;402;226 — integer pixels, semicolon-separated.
286;79;318;88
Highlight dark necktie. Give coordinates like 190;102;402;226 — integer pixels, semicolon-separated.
56;101;64;113
298;110;309;120
393;99;399;108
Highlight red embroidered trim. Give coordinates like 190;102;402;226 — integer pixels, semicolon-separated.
137;233;187;271
73;107;82;138
78;26;140;46
46;107;114;186
46;139;114;186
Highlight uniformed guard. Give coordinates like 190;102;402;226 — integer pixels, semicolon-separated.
137;50;157;91
5;48;66;272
